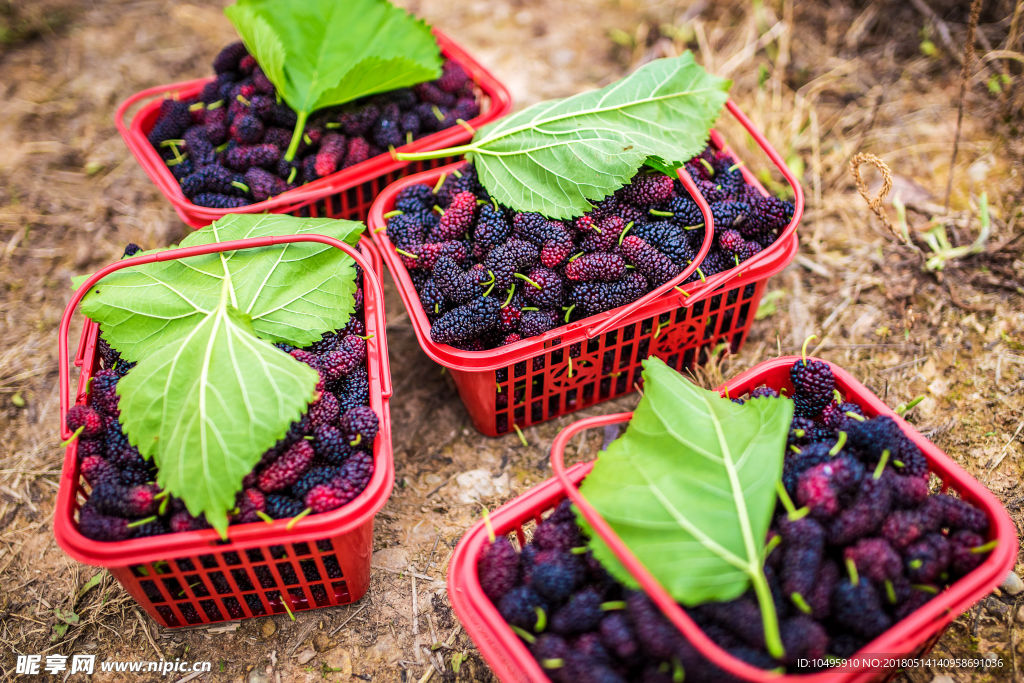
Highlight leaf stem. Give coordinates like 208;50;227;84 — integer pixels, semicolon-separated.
750;568;785;659
396;144;478;162
285;110;310;162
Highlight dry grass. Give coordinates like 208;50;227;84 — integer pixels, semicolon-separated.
0;0;1022;681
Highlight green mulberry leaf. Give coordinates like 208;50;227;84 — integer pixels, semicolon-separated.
74;214;363;362
116;286;320;536
399;53;730;219
576;357;791;656
225;0;443;160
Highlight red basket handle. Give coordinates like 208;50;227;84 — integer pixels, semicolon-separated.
587;99;805;339
549;414;781;683
58;235;389;440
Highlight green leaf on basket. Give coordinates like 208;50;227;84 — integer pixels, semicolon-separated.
116;283;320;536
73;214;363;362
225;0;443;161
397;53;730;219
576;356;792;658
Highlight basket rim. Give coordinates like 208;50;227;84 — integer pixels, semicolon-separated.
53;236;395;567
447;357;1019;683
114;29;514;228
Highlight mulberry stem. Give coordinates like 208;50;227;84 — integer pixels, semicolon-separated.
514;273;541;289
801;335;817;365
829;431;847;455
286;507;312;531
284;110;310;162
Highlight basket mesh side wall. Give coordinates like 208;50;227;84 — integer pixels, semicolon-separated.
477;280;767;436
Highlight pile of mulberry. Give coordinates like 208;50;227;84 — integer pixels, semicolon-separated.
71;250;380;541
386;148;794;350
148;41;480;208
481;358;995;680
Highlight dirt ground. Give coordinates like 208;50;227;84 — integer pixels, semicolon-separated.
1;0;1023;681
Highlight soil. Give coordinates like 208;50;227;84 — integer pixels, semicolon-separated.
1;1;1022;682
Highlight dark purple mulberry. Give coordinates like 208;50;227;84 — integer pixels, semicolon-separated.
180;165;247;198
434;257;489;304
790;358;835;418
399;241;468;271
213;41;248;74
318;336;366;382
498;585;549;631
147;100;192;146
522;267;566;309
89;372;120;415
265;494;305;519
192;193;250;209
477;536;520;602
244;167;288;202
519;309;562;338
338;406;378;448
827;473;892;546
619;235;680;288
934;493;989;533
569;272;647;317
777;516;824;603
622;173;675;206
223;143;280;172
430;296;501;345
305;450;373;512
832;572;892;640
79;503;130;541
550;589;604;635
472;204;511;257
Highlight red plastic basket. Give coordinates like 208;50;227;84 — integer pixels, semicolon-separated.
54;236;393;628
447;357;1018;683
368;100;803;436
115;30;512;229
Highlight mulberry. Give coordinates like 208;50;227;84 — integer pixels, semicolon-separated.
519;309;562;338
319;336;366;382
244;167;288;202
183;125;216;167
619;235;680;288
630;221;695;267
564;253;626;282
881;507;943;551
832;572;891;640
904;533;950;584
663;194;704;227
313;424;356;465
622;173;675;206
498;585;549;631
342;137;371;168
430;296;501;345
292;466;341;502
395;184;435;212
529;549;582;603
308;391;340;428
478;536;521;602
473;204;511;257
335;366;371;413
314;132;347;177
67;405;105;438
778;516;824;602
434;256;488;304
89;481;159;518
230;114;265;145
304;450;373;512
213;41;248;74
180;165;247;198
79;503;130;542
550;590;604;635
258;440;314;492
790;358;835;418
569;272;647;317
338;406;378;448
192;193;249;209
718;229;744;254
223;143;280;172
827;473;892;546
265;494;305;519
948;530;988;577
934;494;989;533
80;456;119;487
844;537;903;584
522;267;566;309
232;488;266;524
147;100;192;146
400;241;468;271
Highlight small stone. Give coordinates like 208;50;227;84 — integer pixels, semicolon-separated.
999;571;1023;595
296;648;316;665
1017;605;1024;623
372;546;409;571
248;669;270;683
260;619;277;639
322;650;352;680
313;632;334;652
930;675;954;683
